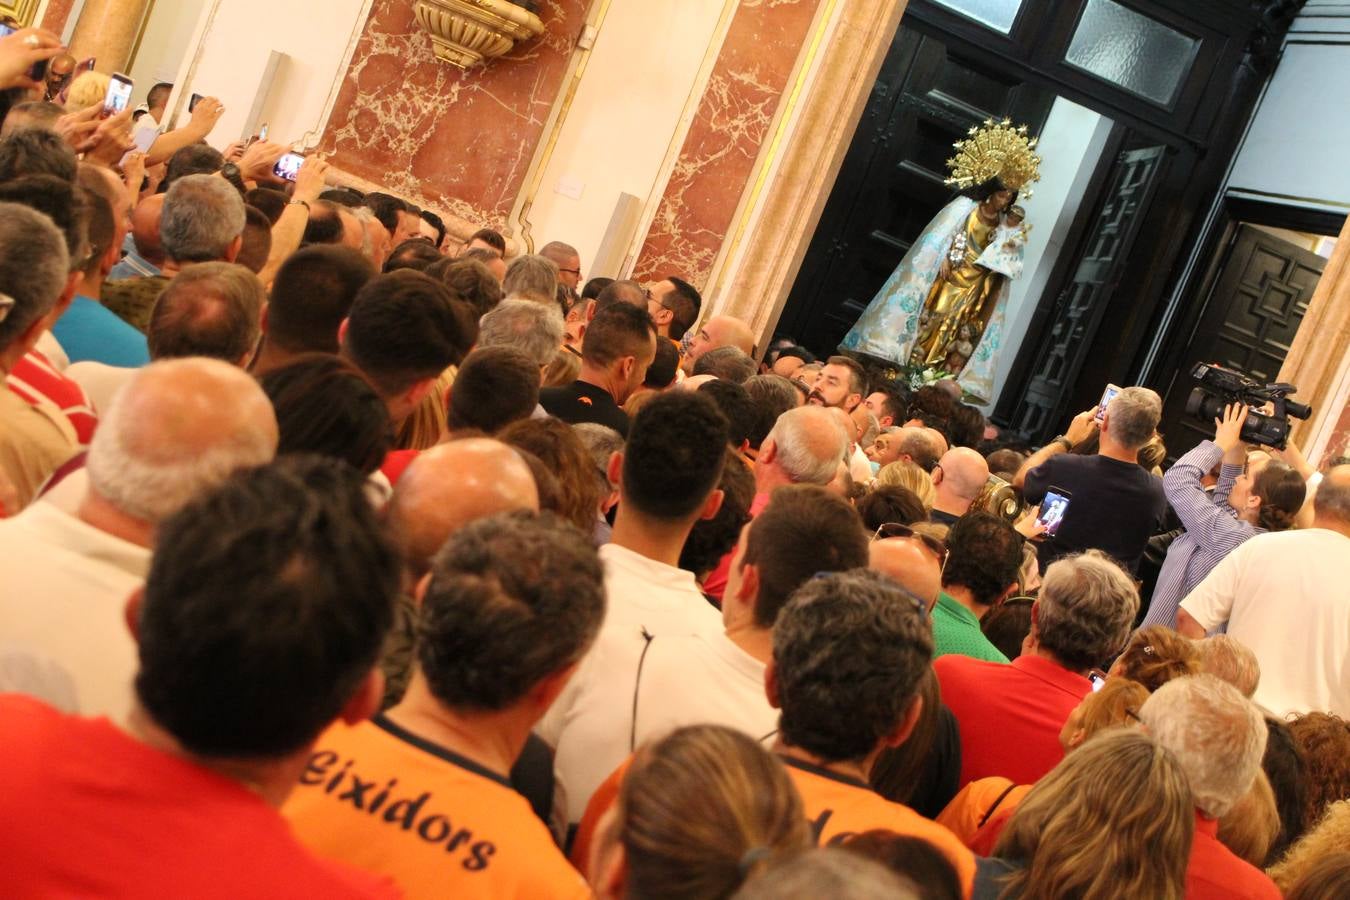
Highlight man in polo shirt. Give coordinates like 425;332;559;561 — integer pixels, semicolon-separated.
1140;675;1281;899
285;511;601;899
0;358;277;717
108;193;166;281
538;390;729;823
540;301;656;437
933;512;1022;663
0;459;400;897
935;550;1138;787
769;569;976;895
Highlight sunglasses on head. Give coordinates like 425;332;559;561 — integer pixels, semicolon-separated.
871;522;948;566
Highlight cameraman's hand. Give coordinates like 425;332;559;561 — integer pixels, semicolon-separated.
1214;403;1249;457
0;28;63;93
238;140;286;184
1065;408;1099;448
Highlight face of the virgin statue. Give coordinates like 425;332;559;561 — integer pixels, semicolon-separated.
987;189;1015;212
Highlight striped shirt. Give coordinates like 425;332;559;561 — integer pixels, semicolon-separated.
1141;441;1258;630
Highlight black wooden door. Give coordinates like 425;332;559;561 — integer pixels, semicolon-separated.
777;26;1054;358
1157;225;1325;456
1000;144;1170;439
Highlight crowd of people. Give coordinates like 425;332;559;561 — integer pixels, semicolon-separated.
0;23;1348;900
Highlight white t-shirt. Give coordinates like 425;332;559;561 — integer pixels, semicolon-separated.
1180;528;1350;717
537;542;722;823
0;501;150;719
65;361;135;415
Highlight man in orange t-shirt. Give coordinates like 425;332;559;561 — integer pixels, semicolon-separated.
285;510;605;899
767;569;977;896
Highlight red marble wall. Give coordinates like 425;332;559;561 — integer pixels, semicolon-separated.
1325;405;1350;460
319;0;588;229
39;0;78;32
632;0;823;289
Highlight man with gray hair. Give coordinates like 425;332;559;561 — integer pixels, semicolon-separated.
0;202;77;512
502;253;560;305
1179;467;1350;717
1139;674;1280;898
936;550;1139;787
0;358;277;718
478;297;565;380
103;174;247;333
1014;385;1167;573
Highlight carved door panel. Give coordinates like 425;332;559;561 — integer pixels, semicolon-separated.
1003;145;1169;439
777;27;1054;357
1157;225;1324;456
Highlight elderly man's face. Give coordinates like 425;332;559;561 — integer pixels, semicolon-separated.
866;433;902;466
556;254;583;290
808;363;860;411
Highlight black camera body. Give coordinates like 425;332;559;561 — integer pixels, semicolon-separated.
1184;363;1311;449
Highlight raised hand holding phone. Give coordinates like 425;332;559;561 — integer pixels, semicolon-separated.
0;27;64;92
102;73;133;118
1064;407;1100;448
291;154;330;202
237;139;287;183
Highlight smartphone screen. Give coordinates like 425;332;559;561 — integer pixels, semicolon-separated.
273;152;304;182
1036;487;1072;537
1089;671;1106;693
103;74;134;117
1096;383;1122;423
189;93;203;113
258;123;269;141
0;24;15;38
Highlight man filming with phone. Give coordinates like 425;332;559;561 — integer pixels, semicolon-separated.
1013;386;1168;575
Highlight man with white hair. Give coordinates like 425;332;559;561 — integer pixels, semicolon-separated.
930;446;990;525
0;358;277;718
1140;675;1280;899
477;297;565;381
936;550;1139;787
702;405;849;600
1014;386;1167;573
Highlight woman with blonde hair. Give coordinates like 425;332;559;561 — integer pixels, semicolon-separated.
543;345;581;388
64;70;109;112
1217;770;1280;867
1108;625;1201;693
978;728;1194;900
876;459;936;511
589;724;810;899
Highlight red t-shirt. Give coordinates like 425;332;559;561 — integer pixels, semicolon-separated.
8;349;98;447
0;695;398;899
934;654;1090;788
701;490;772;600
1186;814;1281;899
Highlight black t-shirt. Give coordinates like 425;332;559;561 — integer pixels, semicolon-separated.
1024;453;1167;574
539;380;630;436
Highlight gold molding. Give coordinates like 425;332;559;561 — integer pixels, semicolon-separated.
1;0;40;26
413;0;544;69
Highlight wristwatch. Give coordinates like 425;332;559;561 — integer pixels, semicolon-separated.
1053;435;1074;451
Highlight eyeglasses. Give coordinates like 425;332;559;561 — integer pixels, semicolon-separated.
871;522;948;569
559;267;581;276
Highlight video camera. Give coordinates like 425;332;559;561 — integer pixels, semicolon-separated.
1184;363;1311;449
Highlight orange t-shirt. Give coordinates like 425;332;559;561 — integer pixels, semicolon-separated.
284;715;590;900
936;777;1032;848
782;756;976;898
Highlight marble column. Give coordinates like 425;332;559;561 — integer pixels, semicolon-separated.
67;0;152;74
39;0;80;33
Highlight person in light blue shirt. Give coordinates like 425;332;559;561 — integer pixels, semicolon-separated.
107;195;165;283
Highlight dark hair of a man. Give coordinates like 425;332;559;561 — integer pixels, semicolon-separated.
467;227;506;254
744;375;798;451
300;199;344;245
843;830;963;900
667;275;702;320
383;237;441;273
162;143;225;192
593;279;646;316
680;447;755;578
417;510;604;711
462;246;501;267
949;404;986;449
0;128;77;182
364;192;407;232
1262;715;1308;864
581;276;613;302
856;485;927;532
693;346;756;384
148;263;262;363
146;82;173;110
512;446;563;520
644;337;679;390
424;256;502;317
909;384;955;431
773;568;934;762
744;485;868;628
699;378;756;448
236;205;272;274
870;381;909;424
420;209;446;247
0;174;86;270
498;418;601;535
826;354;868;398
135;457;401;758
75;183;114;279
267;245;375;354
447;346;540;435
260;354;393;476
319;187;365;208
981;596;1034;661
582;301;656;368
245;188;288;225
344;270;475;396
942;511;1023;607
622;389;729;521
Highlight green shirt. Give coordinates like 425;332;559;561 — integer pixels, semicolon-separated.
932;591;1009;664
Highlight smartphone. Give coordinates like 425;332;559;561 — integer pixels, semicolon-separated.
273;152;304;182
103;73;134;118
1095;383;1122;423
1089;670;1106;693
189;92;203;113
1036;486;1072;537
75;57;95;76
258;123;269;141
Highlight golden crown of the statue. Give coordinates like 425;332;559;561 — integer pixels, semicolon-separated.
945;118;1042;197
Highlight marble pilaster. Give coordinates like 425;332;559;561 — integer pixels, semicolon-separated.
67;0;152;73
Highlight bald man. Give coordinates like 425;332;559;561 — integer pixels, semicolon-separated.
109;194;167;281
540;240;582;291
0;359;277;718
931;447;990;526
867;425;940;472
870;537;943;614
682;314;755;374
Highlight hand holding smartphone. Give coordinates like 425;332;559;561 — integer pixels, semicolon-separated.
1095;384;1122;423
102;73;133;119
1035;486;1072;537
